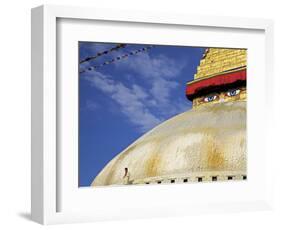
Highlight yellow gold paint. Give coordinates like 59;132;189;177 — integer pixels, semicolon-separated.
195;48;247;79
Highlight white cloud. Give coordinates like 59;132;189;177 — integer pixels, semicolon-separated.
150;78;179;104
117;52;186;79
84;72;163;132
116;52;187;107
83;49;190;133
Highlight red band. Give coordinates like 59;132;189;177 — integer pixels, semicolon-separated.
186;69;246;99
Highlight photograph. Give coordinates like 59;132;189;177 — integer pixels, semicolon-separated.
78;42;247;187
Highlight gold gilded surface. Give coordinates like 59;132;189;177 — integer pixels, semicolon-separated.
195;48;247;79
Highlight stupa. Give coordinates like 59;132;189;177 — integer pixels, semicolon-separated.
92;48;247;186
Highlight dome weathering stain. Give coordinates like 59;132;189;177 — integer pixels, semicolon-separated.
92;101;246;186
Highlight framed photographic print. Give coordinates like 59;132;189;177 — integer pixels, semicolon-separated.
31;5;274;224
79;43;247;187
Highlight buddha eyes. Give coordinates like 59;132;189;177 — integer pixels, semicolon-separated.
227;89;241;97
203;95;217;102
202;89;241;103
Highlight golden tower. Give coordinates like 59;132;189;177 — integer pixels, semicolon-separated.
186;48;247;107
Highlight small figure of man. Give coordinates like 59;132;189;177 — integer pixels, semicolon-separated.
123;167;130;185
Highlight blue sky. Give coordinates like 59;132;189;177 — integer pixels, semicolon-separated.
79;42;205;187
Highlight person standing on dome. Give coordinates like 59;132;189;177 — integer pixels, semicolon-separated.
123;167;130;185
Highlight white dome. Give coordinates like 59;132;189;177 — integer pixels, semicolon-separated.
92;101;246;186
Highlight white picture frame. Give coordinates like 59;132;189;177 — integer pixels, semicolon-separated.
31;4;274;225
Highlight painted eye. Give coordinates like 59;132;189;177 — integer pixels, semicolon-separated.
203;95;217;102
227;89;241;97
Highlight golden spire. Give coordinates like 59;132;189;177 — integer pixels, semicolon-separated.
195;48;247;80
